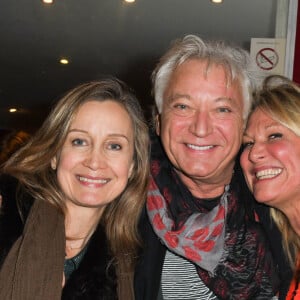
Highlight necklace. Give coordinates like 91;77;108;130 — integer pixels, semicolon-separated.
65;222;97;256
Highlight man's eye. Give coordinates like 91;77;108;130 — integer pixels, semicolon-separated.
269;133;283;140
72;138;86;146
108;143;122;150
174;104;188;110
217;107;232;113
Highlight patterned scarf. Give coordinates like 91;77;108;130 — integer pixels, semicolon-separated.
286;253;300;300
147;133;279;299
148;177;228;274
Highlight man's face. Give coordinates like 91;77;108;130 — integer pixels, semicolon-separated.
157;59;244;191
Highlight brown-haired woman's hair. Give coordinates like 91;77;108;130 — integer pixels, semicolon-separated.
2;78;150;299
0;130;31;165
250;74;300;268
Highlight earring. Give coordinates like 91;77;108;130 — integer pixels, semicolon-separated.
51;157;57;170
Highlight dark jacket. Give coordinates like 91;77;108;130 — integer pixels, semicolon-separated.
0;175;117;300
134;165;292;300
134;206;165;300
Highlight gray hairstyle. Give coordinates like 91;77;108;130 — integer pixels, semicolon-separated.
152;35;263;120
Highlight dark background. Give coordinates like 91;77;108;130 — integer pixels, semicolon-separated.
0;0;277;133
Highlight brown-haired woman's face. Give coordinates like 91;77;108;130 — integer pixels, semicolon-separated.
51;100;134;213
241;108;300;210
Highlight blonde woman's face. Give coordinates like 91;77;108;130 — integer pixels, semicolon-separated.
241;108;300;211
51;100;134;212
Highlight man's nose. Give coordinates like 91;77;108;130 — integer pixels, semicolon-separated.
189;110;213;137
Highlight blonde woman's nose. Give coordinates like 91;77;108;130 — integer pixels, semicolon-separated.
248;142;266;162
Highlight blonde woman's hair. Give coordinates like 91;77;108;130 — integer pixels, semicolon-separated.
2;78;150;299
250;74;300;267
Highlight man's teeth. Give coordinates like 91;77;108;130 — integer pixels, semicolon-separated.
78;176;108;184
187;144;214;151
256;169;282;180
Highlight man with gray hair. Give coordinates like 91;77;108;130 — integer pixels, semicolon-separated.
135;35;290;299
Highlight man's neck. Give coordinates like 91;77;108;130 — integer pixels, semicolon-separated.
177;171;233;198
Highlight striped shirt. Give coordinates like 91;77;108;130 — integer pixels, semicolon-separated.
160;250;218;300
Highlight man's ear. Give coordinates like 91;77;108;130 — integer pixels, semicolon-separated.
155;114;161;136
51;156;57;170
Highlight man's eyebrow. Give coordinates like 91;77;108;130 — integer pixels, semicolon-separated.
215;97;234;103
166;93;191;102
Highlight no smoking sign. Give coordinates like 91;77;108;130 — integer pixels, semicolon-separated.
256;47;279;70
250;38;286;75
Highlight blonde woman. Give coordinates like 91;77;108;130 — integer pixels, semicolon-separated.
241;75;300;299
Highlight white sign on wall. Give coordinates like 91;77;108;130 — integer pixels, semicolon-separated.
250;38;286;75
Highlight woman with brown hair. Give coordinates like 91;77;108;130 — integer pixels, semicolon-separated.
0;78;149;299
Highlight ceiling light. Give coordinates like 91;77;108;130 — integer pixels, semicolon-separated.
125;0;135;3
9;108;17;113
59;58;69;65
42;0;54;4
211;0;223;3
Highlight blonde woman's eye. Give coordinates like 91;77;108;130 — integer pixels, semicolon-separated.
269;133;283;140
242;141;254;149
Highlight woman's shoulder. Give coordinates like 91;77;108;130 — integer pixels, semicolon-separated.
0;174;34;267
0;174;20;214
0;174;32;215
0;174;34;213
0;174;24;266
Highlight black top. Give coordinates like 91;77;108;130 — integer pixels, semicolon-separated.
0;174;117;300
